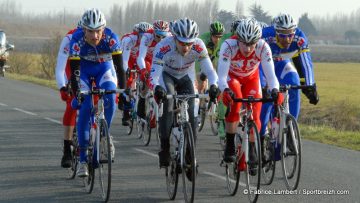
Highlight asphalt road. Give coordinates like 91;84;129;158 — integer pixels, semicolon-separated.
0;77;359;203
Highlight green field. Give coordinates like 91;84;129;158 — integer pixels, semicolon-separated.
5;62;360;151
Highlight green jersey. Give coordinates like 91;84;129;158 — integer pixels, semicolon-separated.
195;32;222;73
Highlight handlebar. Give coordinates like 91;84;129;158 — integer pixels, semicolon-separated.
166;94;209;100
231;96;274;103
80;88;125;96
279;84;314;92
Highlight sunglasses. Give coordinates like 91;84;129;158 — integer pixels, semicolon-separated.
155;34;166;39
177;40;194;46
276;32;295;39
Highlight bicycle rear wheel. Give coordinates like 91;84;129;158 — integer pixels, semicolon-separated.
281;114;301;190
126;116;134;135
98;119;112;202
84;148;95;193
245;121;261;203
166;157;179;200
67;128;78;179
224;134;241;196
143;114;151;146
261;126;276;185
197;101;206;132
182;122;196;203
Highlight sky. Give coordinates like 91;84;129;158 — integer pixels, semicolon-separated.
1;0;360;20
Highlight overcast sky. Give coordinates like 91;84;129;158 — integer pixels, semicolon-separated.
1;0;359;20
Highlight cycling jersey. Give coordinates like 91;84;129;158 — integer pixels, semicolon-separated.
218;36;279;128
195;32;222;72
69;27;121;163
55;28;79;126
121;32;140;72
150;36;218;89
262;26;315;85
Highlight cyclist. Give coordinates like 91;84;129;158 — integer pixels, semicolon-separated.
150;18;219;167
120;22;153;126
136;20;170;122
69;8;123;177
217;19;280;171
55;21;82;168
259;13;319;144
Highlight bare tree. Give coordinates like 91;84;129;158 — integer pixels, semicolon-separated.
40;33;63;79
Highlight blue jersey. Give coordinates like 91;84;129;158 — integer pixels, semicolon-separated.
262;26;315;85
69;27;121;63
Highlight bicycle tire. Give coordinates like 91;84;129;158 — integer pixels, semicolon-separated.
261;123;276;185
67;128;78;179
197;105;206;132
143;114;151;146
98;119;112;202
84;149;95;194
245;121;261;203
225;134;241;196
127;116;134;135
281;114;301;190
182;122;196;203
166;157;179;200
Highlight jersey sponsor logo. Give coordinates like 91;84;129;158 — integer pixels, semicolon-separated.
155;45;171;59
71;43;81;55
297;37;305;47
192;44;203;53
109;38;117;49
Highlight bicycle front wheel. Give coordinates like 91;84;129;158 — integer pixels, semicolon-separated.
281;114;301;190
67;128;78;179
261;124;276;185
143;114;152;146
166;156;179;200
225;134;241;196
182;122;196;203
197;101;206;132
98;119;111;202
245;121;261;203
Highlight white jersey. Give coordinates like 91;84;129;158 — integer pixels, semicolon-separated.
150;36;218;88
55;30;73;89
217;38;279;91
137;32;171;70
121;33;138;71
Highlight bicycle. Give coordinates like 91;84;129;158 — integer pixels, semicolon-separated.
165;93;208;203
261;85;307;190
80;88;124;203
220;96;271;203
142;90;160;146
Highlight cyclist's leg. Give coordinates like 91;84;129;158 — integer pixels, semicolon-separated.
276;60;300;119
61;96;77;168
158;72;175;167
224;78;242;162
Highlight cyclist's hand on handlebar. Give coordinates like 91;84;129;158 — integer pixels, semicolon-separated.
222;88;234;107
209;84;220;103
302;83;319;105
59;86;70;101
154;85;166;104
271;88;284;105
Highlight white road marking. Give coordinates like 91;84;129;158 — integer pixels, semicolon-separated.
0;102;8;106
133;148;158;158
13;108;37;116
44;117;62;124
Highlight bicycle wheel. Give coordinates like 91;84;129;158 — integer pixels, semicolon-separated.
143;114;151;146
197;101;206;132
224;134;241;196
84;148;95;194
136;117;145;139
98;119;112;202
126;114;134;135
245;121;261;203
209;104;218;136
261;126;276;185
281;114;301;190
67;128;78;179
166;156;179;200
182;122;196;203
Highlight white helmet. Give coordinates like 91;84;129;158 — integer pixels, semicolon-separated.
258;21;268;29
172;18;199;43
137;22;153;33
236;18;262;44
273;13;297;30
133;23;140;32
81;8;106;30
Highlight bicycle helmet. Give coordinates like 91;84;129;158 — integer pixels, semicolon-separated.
273;13;297;30
133;23;140;32
258;21;268;29
77;19;83;28
172;18;199;43
210;21;225;35
230;20;242;34
81;8;106;30
153;20;170;36
137;22;153;33
236;18;262;44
